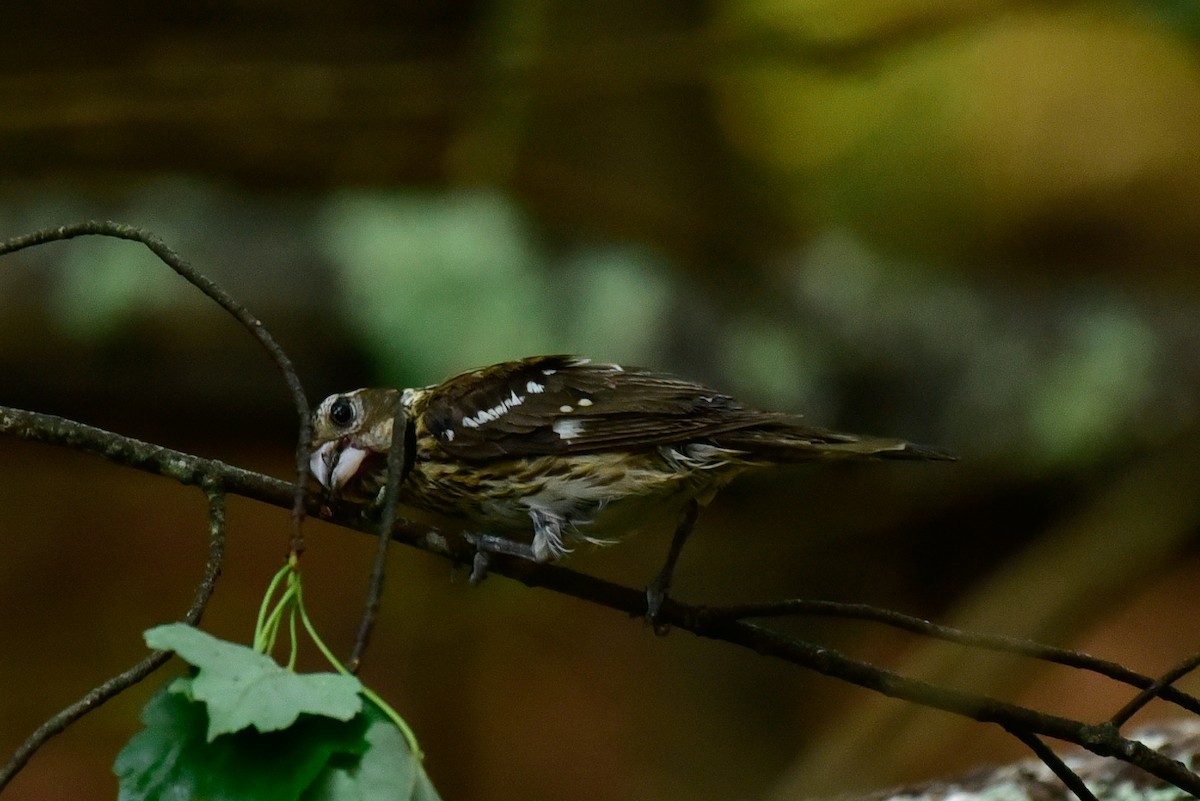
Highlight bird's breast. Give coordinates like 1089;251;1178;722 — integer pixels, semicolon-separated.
402;442;750;536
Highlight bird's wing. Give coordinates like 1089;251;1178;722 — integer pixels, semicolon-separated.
420;355;788;460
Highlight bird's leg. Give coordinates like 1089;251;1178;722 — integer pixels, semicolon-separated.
466;507;569;584
464;532;539;584
646;499;699;630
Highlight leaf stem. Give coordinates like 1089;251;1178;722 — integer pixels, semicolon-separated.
254;561;293;651
253;560;424;759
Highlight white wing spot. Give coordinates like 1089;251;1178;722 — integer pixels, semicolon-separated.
444;428;455;441
559;404;573;413
542;368;557;375
553;418;584;440
526;381;544;393
577;397;593;407
462;390;525;428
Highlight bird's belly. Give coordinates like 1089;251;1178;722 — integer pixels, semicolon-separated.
402;447;746;539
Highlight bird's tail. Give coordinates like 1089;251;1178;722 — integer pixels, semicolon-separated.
713;425;956;463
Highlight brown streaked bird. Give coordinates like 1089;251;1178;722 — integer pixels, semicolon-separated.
310;355;954;608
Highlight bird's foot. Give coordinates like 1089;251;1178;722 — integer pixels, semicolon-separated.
469;547;491;585
644;566;673;635
464;532;539;585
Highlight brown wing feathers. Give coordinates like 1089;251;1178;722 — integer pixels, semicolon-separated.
421;356;952;463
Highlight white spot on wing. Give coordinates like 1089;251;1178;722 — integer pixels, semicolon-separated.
526;381;544;393
444;428;455;441
577;397;593;407
559;404;573;413
461;390;525;428
552;418;584;440
542;369;557;375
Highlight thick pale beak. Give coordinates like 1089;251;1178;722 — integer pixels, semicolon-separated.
311;440;370;492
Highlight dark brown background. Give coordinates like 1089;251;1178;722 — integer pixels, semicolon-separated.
4;2;1200;799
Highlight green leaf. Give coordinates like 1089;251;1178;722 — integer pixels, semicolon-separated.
145;623;363;740
119;625;441;800
303;703;443;801
115;685;370;801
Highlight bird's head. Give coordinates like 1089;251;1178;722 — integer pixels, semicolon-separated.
309;388;401;495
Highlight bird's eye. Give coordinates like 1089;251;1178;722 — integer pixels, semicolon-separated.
329;396;357;427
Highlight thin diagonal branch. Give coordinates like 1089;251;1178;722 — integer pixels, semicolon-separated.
1110;650;1200;727
720;600;1200;716
349;408;417;671
685;616;1200;794
0;655;173;793
0;484;227;792
1007;728;1099;801
0;221;311;550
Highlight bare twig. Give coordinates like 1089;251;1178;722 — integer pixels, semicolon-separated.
1006;728;1099;801
720;600;1200;716
3;403;1200;795
196;486;229;613
0;221;312;550
689;616;1200;794
1110;650;1200;728
0;655;172;794
0;484;227;792
0;224;291;791
348;408;417;672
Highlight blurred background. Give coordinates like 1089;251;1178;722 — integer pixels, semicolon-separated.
4;1;1200;799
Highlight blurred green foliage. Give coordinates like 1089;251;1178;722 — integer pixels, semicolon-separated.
716;0;1200;264
319;190;674;384
51;240;180;340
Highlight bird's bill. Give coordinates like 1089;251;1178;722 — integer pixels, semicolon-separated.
310;440;370;492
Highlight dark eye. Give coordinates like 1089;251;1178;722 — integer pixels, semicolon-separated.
329;396;356;427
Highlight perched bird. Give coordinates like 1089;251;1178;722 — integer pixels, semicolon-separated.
310;355;953;604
